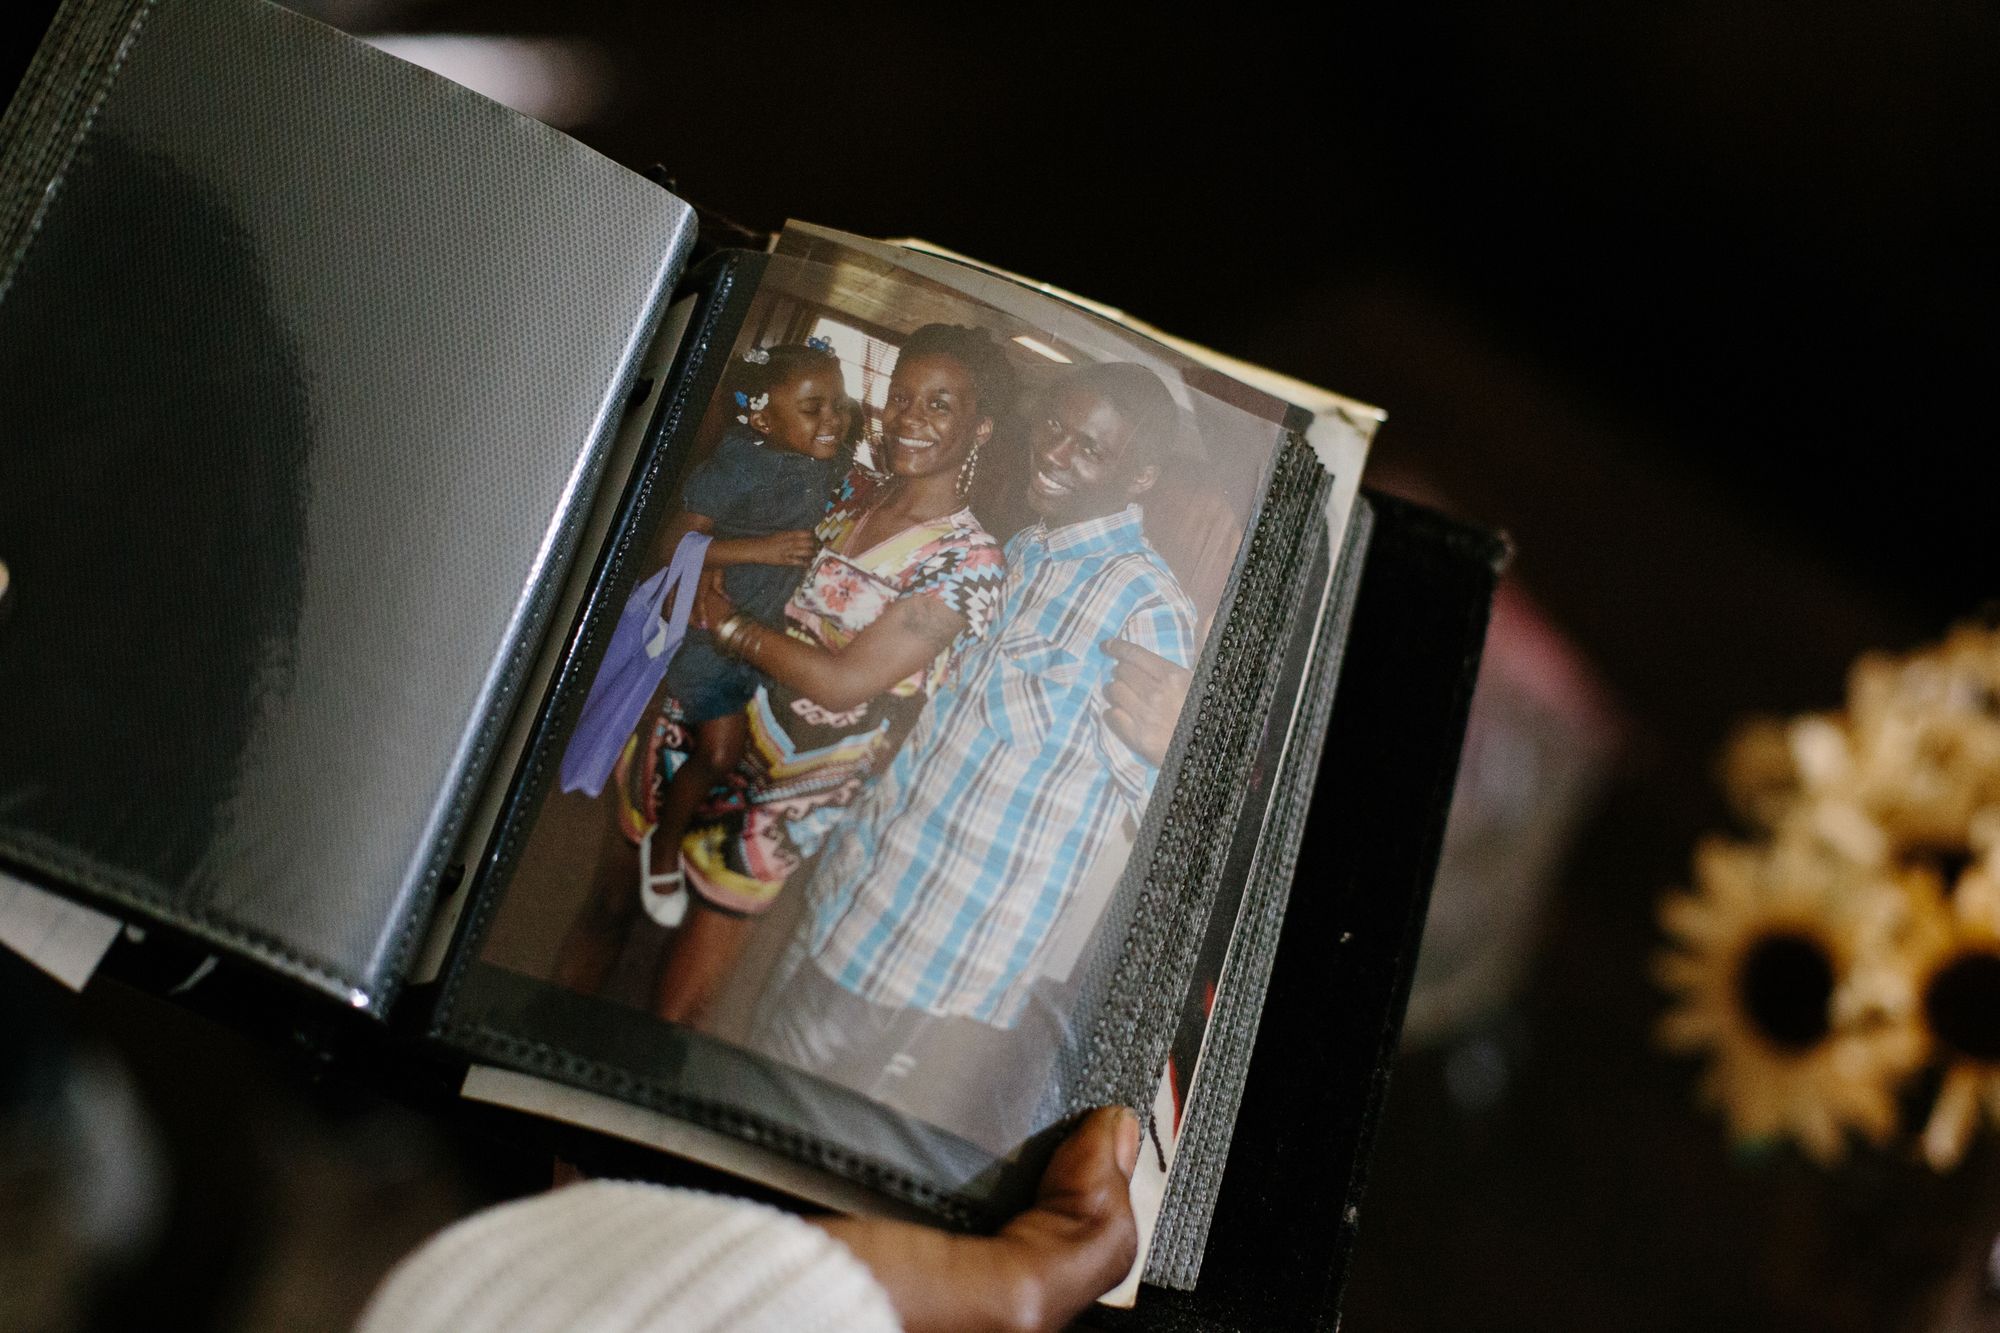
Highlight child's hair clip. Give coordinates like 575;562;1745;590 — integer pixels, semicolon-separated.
743;347;771;365
806;335;834;354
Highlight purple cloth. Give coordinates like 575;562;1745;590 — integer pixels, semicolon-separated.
559;531;712;797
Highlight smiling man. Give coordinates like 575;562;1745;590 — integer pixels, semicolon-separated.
751;361;1197;1136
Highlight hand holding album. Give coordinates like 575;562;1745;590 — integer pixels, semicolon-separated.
816;1106;1142;1333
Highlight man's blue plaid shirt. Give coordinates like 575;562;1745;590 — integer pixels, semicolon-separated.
800;504;1197;1027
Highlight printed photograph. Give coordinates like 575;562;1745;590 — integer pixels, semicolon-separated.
474;243;1289;1157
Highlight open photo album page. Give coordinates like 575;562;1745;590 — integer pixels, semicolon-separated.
449;236;1315;1206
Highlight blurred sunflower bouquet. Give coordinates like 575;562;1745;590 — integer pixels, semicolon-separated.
1656;620;2000;1170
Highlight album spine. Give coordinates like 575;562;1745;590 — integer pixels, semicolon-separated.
0;0;154;306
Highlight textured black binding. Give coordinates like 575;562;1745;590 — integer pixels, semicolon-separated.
1088;493;1504;1330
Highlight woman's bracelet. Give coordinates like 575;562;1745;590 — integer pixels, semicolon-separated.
715;612;755;658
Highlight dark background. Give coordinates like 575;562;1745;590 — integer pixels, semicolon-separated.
6;2;1997;1328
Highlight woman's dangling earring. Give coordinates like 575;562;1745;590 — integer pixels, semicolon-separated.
956;438;982;500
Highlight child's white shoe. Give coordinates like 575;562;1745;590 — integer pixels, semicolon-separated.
638;827;690;927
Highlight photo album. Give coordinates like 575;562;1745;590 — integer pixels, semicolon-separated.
0;0;1501;1324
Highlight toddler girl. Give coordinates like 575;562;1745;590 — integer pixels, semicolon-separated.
553;341;851;995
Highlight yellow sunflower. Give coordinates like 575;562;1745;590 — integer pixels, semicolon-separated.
1885;851;2000;1170
1655;832;1924;1166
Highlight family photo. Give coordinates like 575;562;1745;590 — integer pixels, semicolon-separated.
475;246;1287;1155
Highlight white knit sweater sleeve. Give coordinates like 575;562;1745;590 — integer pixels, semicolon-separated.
355;1181;902;1333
